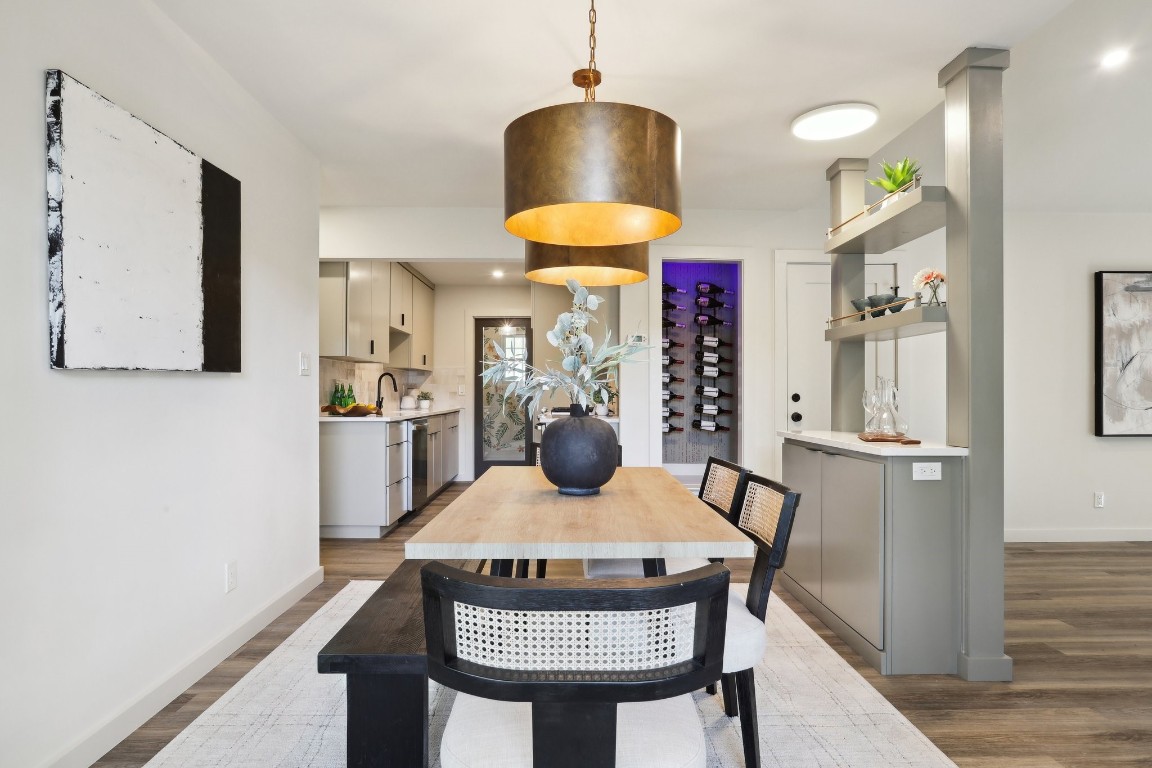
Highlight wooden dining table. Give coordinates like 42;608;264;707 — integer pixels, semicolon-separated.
323;465;753;768
404;465;756;571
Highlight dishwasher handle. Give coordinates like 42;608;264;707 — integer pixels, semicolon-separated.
411;419;429;432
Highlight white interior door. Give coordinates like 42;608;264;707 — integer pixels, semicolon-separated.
785;263;896;432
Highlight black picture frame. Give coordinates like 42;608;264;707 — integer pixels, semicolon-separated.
1094;271;1152;436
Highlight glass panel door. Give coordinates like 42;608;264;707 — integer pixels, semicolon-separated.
474;318;532;476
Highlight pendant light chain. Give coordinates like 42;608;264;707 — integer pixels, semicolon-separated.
585;0;597;102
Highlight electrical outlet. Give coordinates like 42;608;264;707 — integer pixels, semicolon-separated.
298;352;311;376
457;384;466;395
1094;491;1105;508
225;561;238;593
912;462;941;481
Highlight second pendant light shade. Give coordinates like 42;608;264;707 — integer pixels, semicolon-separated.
523;241;649;287
504;101;682;248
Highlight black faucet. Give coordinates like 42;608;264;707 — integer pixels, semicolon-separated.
376;372;398;410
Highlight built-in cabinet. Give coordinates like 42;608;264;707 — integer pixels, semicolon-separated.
319;260;434;371
320;420;409;538
443;410;459;484
780;437;964;674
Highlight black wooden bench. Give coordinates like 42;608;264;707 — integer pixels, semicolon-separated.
318;559;469;768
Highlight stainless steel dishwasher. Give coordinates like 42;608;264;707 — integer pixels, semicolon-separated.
409;417;429;512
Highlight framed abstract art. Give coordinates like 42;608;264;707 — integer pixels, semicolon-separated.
45;70;241;371
1095;271;1152;436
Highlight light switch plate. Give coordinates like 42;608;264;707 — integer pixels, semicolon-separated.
299;352;311;376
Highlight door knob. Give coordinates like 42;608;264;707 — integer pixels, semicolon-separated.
791;393;801;402
790;412;802;423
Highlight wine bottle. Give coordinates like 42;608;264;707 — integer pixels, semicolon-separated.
693;350;732;364
661;422;684;433
695;334;732;348
661;318;686;329
694;402;733;416
695;384;733;399
661;389;685;402
661;299;686;312
696;282;733;296
694;314;733;328
692;419;731;432
694;365;734;379
661;282;686;295
695;295;733;309
661;372;685;384
661;407;684;418
660;338;684;350
661;355;684;367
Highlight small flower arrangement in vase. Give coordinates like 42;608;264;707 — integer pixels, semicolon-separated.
912;268;946;306
417;391;433;410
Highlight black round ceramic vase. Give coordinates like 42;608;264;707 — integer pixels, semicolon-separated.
539;404;618;495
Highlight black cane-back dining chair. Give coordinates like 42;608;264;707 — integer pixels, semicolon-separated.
717;473;801;768
421;561;730;768
582;456;750;579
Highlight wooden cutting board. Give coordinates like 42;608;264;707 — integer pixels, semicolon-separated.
857;432;921;445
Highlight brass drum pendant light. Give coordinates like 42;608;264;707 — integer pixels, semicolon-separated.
504;1;681;251
524;241;649;287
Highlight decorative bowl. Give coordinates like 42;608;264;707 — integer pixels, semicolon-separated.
889;296;910;313
322;404;379;417
850;298;871;321
868;294;895;317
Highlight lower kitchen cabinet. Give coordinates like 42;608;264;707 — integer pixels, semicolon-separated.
780;438;963;674
320;421;409;538
443;411;459;483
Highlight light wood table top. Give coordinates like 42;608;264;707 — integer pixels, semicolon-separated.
404;466;754;561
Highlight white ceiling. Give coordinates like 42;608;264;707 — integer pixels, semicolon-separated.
408;259;529;288
146;0;1152;218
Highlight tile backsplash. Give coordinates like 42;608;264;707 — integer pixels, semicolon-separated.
318;358;423;410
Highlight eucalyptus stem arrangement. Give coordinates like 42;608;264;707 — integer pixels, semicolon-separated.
481;279;645;417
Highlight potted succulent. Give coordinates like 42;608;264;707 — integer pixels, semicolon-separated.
481;279;644;495
868;157;920;209
417;390;434;410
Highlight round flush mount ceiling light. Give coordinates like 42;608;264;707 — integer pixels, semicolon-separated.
1100;48;1130;69
791;103;879;141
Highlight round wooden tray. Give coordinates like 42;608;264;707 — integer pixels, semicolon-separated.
322;404;379;417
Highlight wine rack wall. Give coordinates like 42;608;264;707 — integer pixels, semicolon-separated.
660;261;740;465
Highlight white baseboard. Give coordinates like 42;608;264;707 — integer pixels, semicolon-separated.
48;566;325;768
1005;528;1152;542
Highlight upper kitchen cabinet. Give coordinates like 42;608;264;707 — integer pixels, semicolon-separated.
410;279;434;371
319;260;390;363
390;262;413;333
387;264;435;372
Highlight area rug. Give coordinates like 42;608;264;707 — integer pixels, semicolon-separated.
144;580;956;767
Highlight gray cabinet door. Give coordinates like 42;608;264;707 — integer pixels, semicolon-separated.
781;443;823;600
820;451;885;650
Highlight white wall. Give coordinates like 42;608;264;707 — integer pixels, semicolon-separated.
432;284;533;479
1003;212;1152;540
0;3;321;766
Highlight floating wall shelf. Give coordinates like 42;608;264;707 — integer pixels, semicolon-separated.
826;185;947;255
824;305;948;342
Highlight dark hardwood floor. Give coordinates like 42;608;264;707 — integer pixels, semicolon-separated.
95;484;1152;767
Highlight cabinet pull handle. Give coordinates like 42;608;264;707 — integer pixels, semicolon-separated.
370;339;375;355
402;312;405;326
423;354;427;365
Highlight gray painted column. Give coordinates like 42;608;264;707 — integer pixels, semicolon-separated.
827;159;868;432
940;47;1013;681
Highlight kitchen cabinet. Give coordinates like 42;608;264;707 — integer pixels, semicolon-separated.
779;435;964;674
318;260;390;363
390;262;412;333
428;415;443;494
443;410;459;483
388;267;435;371
410;278;434;370
320;420;409;538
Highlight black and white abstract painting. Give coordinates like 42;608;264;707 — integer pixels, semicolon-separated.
45;70;241;371
1095;271;1152;436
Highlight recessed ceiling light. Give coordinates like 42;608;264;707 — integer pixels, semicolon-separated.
491;269;505;278
1100;48;1129;69
791;103;879;141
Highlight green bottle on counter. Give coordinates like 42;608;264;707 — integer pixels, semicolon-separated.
330;382;343;407
345;385;356;407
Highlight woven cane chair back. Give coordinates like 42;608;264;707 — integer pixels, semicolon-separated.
736;474;801;621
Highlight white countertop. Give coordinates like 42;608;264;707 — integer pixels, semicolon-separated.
319;405;462;423
778;429;969;457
